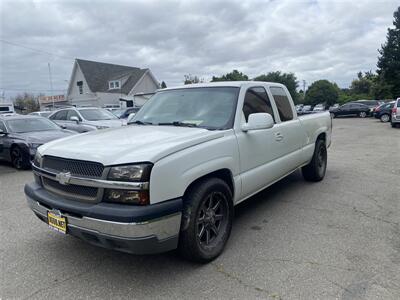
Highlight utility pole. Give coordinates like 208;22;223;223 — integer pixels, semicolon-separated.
48;62;54;109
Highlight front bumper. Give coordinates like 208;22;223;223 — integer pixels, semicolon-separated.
25;182;182;254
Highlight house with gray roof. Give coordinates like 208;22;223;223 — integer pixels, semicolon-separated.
66;59;159;107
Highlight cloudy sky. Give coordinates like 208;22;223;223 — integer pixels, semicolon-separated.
0;0;398;99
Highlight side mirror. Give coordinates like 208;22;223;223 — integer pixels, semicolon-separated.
242;113;274;132
0;129;7;136
70;116;80;123
127;113;136;124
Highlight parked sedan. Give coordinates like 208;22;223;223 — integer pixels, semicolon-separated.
0;115;76;169
29;111;52;118
373;101;395;122
48;107;125;133
329;102;370;118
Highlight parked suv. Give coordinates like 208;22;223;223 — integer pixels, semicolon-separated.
391;98;400;128
49;107;125;133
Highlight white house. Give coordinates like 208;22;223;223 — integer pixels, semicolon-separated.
66;59;160;107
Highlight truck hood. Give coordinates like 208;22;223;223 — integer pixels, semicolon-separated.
38;125;224;165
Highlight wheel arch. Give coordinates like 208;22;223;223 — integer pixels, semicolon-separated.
183;168;235;203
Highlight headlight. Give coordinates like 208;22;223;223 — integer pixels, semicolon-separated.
108;164;152;182
103;189;149;205
33;152;42;167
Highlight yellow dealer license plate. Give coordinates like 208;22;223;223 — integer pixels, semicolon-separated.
47;211;67;234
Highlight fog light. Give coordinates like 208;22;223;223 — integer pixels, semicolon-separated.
104;189;149;205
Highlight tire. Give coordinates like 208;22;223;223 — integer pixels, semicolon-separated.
302;139;327;182
359;111;367;118
380;114;390;123
10;146;30;170
392;122;396;128
179;178;233;263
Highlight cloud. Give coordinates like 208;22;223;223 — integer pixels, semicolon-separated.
0;0;398;98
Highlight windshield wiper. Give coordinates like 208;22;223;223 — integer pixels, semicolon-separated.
129;120;153;125
158;121;198;128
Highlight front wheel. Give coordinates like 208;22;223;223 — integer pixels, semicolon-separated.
11;146;30;170
302;139;327;182
179;178;233;263
359;111;367;118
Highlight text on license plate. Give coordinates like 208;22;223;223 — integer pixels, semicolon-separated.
47;211;67;234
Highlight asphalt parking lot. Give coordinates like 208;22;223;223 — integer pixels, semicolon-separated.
1;118;399;299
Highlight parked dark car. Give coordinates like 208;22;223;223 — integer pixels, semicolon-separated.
355;100;383;115
329;102;371;118
111;107;142;119
0;115;76;169
373;101;395;122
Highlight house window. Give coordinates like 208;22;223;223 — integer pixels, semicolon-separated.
77;81;83;94
109;80;121;90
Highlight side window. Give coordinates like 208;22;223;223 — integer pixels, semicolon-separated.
66;110;81;121
269;87;293;122
51;110;68;120
242;87;275;122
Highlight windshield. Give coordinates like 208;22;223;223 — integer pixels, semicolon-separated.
79;108;118;121
6;118;60;133
132;87;239;130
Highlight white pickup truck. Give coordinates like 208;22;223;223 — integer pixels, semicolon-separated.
25;81;332;263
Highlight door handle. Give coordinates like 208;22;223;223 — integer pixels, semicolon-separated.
275;132;284;141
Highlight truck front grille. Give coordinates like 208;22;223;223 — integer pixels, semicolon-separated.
42;156;104;178
42;178;99;202
40;156;105;202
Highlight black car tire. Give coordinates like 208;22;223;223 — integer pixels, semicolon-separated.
10;146;30;170
179;178;233;263
359;111;367;118
391;122;397;128
380;114;390;123
302;139;327;182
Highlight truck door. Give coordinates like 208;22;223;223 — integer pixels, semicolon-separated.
268;86;305;174
235;86;282;198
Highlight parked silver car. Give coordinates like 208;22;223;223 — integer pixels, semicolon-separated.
391;98;400;128
48;107;125;133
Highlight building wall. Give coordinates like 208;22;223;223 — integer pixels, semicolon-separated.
130;72;159;95
68;63;98;106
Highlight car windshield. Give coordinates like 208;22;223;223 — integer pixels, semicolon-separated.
132;87;240;130
78;108;118;121
6;118;60;133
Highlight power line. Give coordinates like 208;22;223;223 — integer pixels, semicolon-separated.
0;38;74;60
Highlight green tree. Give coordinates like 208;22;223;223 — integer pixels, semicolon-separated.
376;6;400;98
254;71;299;103
211;70;249;82
184;74;202;85
305;80;339;107
13;93;40;114
350;72;373;95
161;81;167;88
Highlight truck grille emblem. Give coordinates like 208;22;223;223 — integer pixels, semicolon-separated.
56;172;71;185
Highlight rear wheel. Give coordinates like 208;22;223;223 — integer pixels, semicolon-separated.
10;146;30;170
359;111;367;118
179;178;233;263
380;114;390;122
302;139;327;182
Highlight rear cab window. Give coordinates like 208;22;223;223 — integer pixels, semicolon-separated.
242;87;276;122
269;87;294;122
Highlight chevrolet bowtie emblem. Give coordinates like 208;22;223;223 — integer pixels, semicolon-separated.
56;172;71;185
